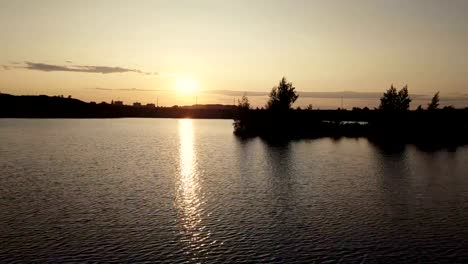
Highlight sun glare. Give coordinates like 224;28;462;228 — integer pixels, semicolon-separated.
175;77;200;94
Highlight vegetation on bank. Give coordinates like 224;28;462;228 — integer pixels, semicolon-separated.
233;78;468;147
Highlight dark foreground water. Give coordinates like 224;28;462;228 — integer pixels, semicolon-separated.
1;118;468;263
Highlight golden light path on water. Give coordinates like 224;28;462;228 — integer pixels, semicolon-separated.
176;119;211;255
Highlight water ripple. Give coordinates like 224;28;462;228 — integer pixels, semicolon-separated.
1;119;468;262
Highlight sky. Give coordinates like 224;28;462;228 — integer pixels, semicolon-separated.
1;0;467;108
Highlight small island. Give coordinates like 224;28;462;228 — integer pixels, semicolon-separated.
233;77;468;149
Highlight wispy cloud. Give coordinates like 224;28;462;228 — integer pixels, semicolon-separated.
202;89;426;99
439;94;468;102
5;61;157;75
202;90;268;97
89;87;167;92
201;90;468;105
301;91;386;99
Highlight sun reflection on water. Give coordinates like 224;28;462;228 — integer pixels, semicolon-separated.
177;119;210;253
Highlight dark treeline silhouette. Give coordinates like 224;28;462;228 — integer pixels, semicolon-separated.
0;93;235;119
233;78;468;148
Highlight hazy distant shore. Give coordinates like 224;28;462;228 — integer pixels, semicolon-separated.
0;93;236;119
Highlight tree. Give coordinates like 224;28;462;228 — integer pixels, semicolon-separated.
233;95;250;134
237;95;250;110
379;85;398;111
397;85;411;111
379;84;412;111
266;77;299;111
428;91;440;110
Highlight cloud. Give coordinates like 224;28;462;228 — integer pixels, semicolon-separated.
439;95;468;102
202;90;268;97
89;87;167;92
301;91;384;99
202;89;426;99
7;61;157;75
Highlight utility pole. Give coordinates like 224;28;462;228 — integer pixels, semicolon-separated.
341;90;344;109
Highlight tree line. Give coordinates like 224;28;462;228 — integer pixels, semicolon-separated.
238;77;444;113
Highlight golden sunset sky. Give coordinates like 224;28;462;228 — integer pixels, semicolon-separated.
1;0;467;108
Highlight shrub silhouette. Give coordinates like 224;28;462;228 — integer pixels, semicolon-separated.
266;77;299;111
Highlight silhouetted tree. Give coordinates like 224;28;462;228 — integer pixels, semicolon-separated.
379;84;411;111
266;77;299;111
306;104;313;110
428;91;440;111
237;94;250;110
416;105;423;111
233;95;250;134
397;85;411;111
379;85;398;111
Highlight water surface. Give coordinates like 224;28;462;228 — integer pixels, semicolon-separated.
1;118;468;263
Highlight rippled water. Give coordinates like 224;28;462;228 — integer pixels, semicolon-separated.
1;118;468;263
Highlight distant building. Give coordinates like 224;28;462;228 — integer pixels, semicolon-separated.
133;102;142;107
112;100;123;106
145;103;156;108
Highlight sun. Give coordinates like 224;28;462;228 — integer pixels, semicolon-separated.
175;76;200;94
